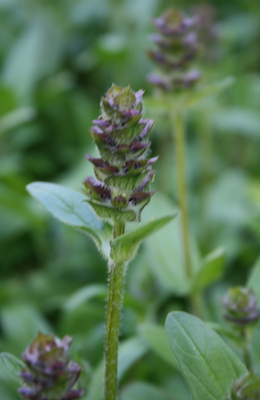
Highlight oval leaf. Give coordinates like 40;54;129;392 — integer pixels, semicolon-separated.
26;182;113;259
165;312;247;400
0;353;25;384
191;248;225;293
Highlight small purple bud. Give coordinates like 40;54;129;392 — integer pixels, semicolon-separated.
19;333;84;400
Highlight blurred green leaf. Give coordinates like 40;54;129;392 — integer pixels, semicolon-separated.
2;18;60;101
1;304;51;353
184;77;235;108
212;108;260;138
191;248;225;293
139;323;178;368
0;107;35;135
165;312;247;400
110;212;178;264
0;353;24;384
142;193;188;294
26;182;113;259
121;382;172;400
247;256;260;303
64;284;108;311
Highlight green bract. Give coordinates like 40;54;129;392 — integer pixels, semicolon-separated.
228;372;260;400
84;84;157;223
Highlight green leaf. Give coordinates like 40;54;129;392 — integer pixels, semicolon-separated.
26;182;113;259
64;284;108;311
85;337;148;400
206;322;243;344
0;107;35;135
110;212;178;264
0;353;25;384
2;18;60;102
184;77;235;108
165;312;247;400
212;108;260;138
121;382;172;400
191;248;225;293
247;256;260;303
139;323;178;368
142;193;189;294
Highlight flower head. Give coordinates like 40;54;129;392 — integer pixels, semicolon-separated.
147;8;201;91
84;84;157;223
19;332;84;400
221;287;260;327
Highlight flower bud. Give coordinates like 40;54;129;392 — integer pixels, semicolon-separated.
147;8;201;91
84;84;157;223
227;372;260;400
221;287;260;327
19;332;84;400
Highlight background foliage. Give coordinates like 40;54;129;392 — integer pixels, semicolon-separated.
1;0;260;399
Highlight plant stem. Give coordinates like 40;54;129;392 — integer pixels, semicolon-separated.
104;222;125;400
241;328;251;370
172;111;192;279
172;111;204;318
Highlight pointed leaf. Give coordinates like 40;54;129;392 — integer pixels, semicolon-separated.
0;353;25;384
110;212;178;264
26;182;113;259
165;312;247;400
139;324;178;368
191;248;225;293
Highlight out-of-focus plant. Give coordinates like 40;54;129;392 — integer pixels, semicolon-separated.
221;287;260;369
146;8;232;317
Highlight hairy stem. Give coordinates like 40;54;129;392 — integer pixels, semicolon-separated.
104;222;125;400
172;111;192;279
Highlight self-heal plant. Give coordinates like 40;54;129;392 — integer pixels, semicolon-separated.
84;84;158;400
24;84;176;400
221;287;260;369
147;8;201;92
19;332;84;400
147;8;202;314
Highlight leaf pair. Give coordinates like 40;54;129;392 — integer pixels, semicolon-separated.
26;182;177;265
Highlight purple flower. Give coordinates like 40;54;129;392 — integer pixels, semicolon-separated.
84;84;157;223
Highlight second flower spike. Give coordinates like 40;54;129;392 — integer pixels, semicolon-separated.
147;8;201;91
84;84;157;223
